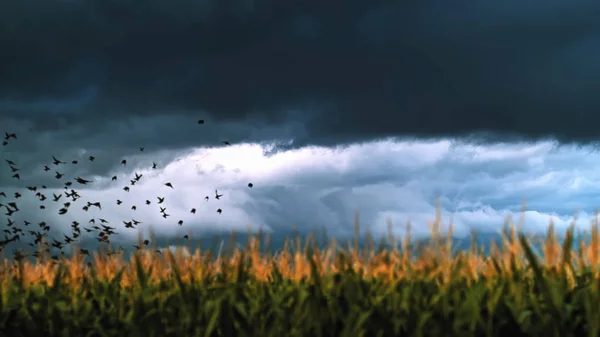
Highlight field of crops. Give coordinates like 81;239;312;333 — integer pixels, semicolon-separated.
2;217;600;337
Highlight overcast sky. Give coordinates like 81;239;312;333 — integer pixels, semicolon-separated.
2;0;600;253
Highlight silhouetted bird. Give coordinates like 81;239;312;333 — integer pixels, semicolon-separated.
88;202;101;210
248;183;253;188
198;119;204;124
215;190;223;200
52;156;65;165
165;182;173;188
75;177;91;185
217;208;222;214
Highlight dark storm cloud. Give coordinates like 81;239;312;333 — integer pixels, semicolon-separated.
2;0;600;149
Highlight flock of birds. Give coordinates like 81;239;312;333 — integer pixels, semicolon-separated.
0;119;254;262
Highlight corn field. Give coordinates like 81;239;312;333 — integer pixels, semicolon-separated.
2;215;600;336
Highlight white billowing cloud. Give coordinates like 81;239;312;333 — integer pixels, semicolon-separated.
4;137;600;245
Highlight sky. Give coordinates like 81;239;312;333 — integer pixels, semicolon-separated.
2;0;600;254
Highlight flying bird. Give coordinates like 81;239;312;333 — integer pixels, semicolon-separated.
52;156;65;165
75;177;91;185
165;182;173;188
215;190;223;200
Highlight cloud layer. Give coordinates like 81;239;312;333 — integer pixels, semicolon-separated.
2;138;598;252
2;0;600;148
